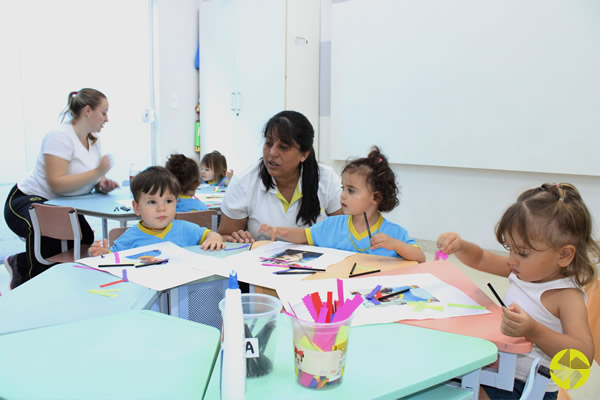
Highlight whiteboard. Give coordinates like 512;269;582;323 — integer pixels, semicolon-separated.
330;0;600;176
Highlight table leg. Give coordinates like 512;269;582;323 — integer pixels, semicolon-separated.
461;368;481;400
480;351;517;391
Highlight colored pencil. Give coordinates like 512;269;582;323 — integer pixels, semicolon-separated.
487;283;506;307
364;212;372;239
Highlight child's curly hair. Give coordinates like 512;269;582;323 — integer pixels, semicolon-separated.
165;153;201;193
342;146;400;212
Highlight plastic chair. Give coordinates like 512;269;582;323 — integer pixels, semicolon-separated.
108;227;129;247
519;357;550;400
28;203;90;264
175;210;218;230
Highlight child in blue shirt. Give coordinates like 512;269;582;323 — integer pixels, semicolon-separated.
200;150;233;187
89;166;224;256
166;153;209;212
259;147;425;262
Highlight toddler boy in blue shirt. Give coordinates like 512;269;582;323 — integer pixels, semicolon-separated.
89;166;224;256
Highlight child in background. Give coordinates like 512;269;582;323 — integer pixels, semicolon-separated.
165;153;208;212
200;150;234;187
437;183;599;400
89;166;224;256
259;147;425;262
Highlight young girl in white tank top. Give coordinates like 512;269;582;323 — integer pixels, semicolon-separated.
437;182;599;400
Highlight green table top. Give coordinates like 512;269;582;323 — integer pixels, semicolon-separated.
0;263;158;335
0;310;220;399
205;314;497;400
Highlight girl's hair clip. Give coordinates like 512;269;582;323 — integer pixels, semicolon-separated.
377;157;383;164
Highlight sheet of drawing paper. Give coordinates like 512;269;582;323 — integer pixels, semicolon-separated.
77;241;224;291
218;241;356;289
277;273;489;327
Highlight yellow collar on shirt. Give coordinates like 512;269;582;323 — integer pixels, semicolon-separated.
276;185;303;213
348;213;383;240
178;195;193;199
137;221;173;239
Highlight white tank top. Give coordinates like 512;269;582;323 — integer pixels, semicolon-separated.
504;273;584;392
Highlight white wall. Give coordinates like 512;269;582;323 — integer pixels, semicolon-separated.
154;0;201;165
319;0;600;251
164;1;600;252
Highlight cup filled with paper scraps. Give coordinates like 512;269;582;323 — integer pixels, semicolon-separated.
285;279;363;389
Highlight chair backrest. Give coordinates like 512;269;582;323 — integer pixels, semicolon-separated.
175;210;218;230
108;227;130;247
30;203;81;240
29;203;83;264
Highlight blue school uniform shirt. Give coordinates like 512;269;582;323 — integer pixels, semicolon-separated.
176;195;208;212
110;219;210;252
305;214;418;258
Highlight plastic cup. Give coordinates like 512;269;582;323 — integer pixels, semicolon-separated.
128;163;143;185
219;293;282;378
290;312;354;389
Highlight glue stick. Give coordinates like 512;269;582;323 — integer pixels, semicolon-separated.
220;270;246;400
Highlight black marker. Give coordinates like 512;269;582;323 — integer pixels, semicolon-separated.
349;262;357;276
378;287;411;301
364;212;372;239
99;263;135;268
349;269;381;278
136;259;170;268
288;265;326;272
487;283;506;307
273;270;316;275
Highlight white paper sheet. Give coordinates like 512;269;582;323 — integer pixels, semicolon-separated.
77;241;225;291
215;241;356;289
277;273;490;326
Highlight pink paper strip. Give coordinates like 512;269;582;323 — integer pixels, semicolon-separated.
336;279;344;305
302;295;319;322
333;293;364;323
114;252;121;264
299;371;314;387
435;250;448;261
317;305;328;323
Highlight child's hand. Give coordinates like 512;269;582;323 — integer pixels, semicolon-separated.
202;232;226;251
370;233;394;250
89;239;110;257
436;232;463;255
258;224;288;241
501;303;537;338
225;230;255;243
224;169;234;186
